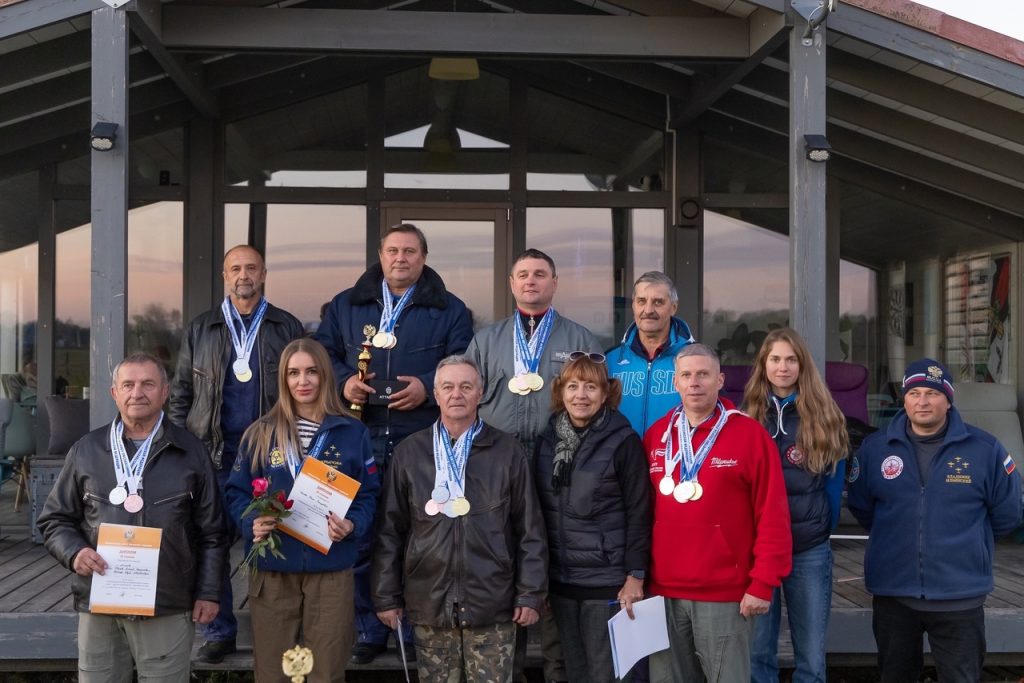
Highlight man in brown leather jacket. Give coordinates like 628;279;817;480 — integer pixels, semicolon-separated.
372;355;548;683
38;352;226;682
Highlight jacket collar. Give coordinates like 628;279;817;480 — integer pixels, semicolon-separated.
885;405;970;447
213;299;290;326
350;263;451;310
616;316;694;362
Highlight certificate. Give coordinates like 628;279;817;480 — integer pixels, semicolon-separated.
278;458;361;554
89;523;162;616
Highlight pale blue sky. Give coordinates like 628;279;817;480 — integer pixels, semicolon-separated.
915;0;1024;41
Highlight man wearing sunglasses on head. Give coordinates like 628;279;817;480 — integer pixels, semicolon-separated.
466;248;602;683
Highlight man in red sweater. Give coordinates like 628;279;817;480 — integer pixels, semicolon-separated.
644;344;792;683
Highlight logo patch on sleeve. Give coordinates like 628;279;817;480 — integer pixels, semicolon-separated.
1004;454;1016;476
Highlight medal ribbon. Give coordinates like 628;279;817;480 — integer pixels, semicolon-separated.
109;411;165;496
222;296;269;366
663;402;729;483
378;281;417;335
286;431;329;477
432;419;483;499
512;309;557;376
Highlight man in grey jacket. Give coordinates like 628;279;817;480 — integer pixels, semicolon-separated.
466;248;601;683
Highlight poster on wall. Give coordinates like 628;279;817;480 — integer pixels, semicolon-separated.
944;253;1011;384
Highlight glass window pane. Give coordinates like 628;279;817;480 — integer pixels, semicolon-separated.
127;202;184;371
264;205;367;332
527;208;614;349
404;220;496;329
944;252;1013;383
527;87;663;192
702;211;789;364
55;211;90;396
226;84;368;188
632;209;664;276
0;243;38;405
225;203;249;249
384;67;510;190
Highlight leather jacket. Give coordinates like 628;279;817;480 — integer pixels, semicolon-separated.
168;301;304;468
37;422;227;615
372;422;548;628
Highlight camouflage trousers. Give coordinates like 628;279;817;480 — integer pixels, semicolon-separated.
413;620;516;683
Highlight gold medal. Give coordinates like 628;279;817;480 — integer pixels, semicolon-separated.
386;333;398;349
515;374;532;393
526;373;544;391
690;482;704;501
674;481;695;503
658;476;675;496
508;377;521;394
235;368;252;383
451;497;471;516
372;332;389;348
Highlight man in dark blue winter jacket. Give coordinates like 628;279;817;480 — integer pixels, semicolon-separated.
315;222;473;665
848;358;1021;682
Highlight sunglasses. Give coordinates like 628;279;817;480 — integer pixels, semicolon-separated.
569;351;606;364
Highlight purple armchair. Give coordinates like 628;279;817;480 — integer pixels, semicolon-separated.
719;362;869;423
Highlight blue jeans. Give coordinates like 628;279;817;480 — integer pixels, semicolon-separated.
751;540;832;683
198;467;238;642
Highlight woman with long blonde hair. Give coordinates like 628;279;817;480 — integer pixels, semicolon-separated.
226;338;378;682
744;328;848;683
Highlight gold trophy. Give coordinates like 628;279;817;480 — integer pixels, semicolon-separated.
282;645;314;683
351;324;376;414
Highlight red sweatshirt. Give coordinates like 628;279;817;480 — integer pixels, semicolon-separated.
642;399;792;602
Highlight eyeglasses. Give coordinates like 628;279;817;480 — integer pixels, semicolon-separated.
569;351;606;364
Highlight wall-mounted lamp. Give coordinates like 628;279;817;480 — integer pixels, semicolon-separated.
428;58;479;81
804;134;832;162
90;122;119;151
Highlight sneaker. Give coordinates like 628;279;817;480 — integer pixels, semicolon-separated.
195;639;237;664
350;641;388;665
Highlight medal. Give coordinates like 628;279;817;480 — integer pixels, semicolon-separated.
515;375;531;392
108;486;127;505
377;282;416;350
223;296;268;384
442;500;458;518
658;476;675;496
431;485;450;504
674;481;696;503
512;309;557;396
109;412;163;516
526;373;544;391
451;497;471;516
425;500;440;516
507;377;520;394
232;358;252;382
662;403;731;505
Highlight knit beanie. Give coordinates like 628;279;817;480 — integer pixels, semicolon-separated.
901;358;954;404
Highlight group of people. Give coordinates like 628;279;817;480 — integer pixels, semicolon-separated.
35;222;1022;683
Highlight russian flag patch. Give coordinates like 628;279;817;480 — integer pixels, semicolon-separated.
365;457;378;476
1004;454;1016;475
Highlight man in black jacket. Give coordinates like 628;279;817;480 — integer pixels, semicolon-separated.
38;352;226;682
168;244;303;662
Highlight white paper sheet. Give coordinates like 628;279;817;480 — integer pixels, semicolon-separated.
607;595;670;679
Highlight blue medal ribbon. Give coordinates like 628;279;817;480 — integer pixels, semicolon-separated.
109;411;165;495
432;418;483;499
663;402;730;483
222;296;269;366
287;430;329;477
379;281;417;335
512;309;557;376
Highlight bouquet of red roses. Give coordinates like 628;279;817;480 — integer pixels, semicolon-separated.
239;477;294;574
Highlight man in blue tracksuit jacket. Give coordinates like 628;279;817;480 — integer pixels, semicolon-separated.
607;271;694;436
848;358;1021;683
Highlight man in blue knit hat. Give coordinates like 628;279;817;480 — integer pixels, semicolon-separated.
848;358;1021;682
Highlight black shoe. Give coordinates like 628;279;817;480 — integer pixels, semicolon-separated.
350;641;388;665
196;639;236;664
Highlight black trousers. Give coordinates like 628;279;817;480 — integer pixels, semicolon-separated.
872;596;985;683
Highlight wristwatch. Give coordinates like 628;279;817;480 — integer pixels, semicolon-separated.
627;570;645;580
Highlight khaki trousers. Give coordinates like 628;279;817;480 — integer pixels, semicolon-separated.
248;570;355;683
78;611;193;683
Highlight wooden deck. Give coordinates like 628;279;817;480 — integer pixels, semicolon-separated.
3;482;1024;672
